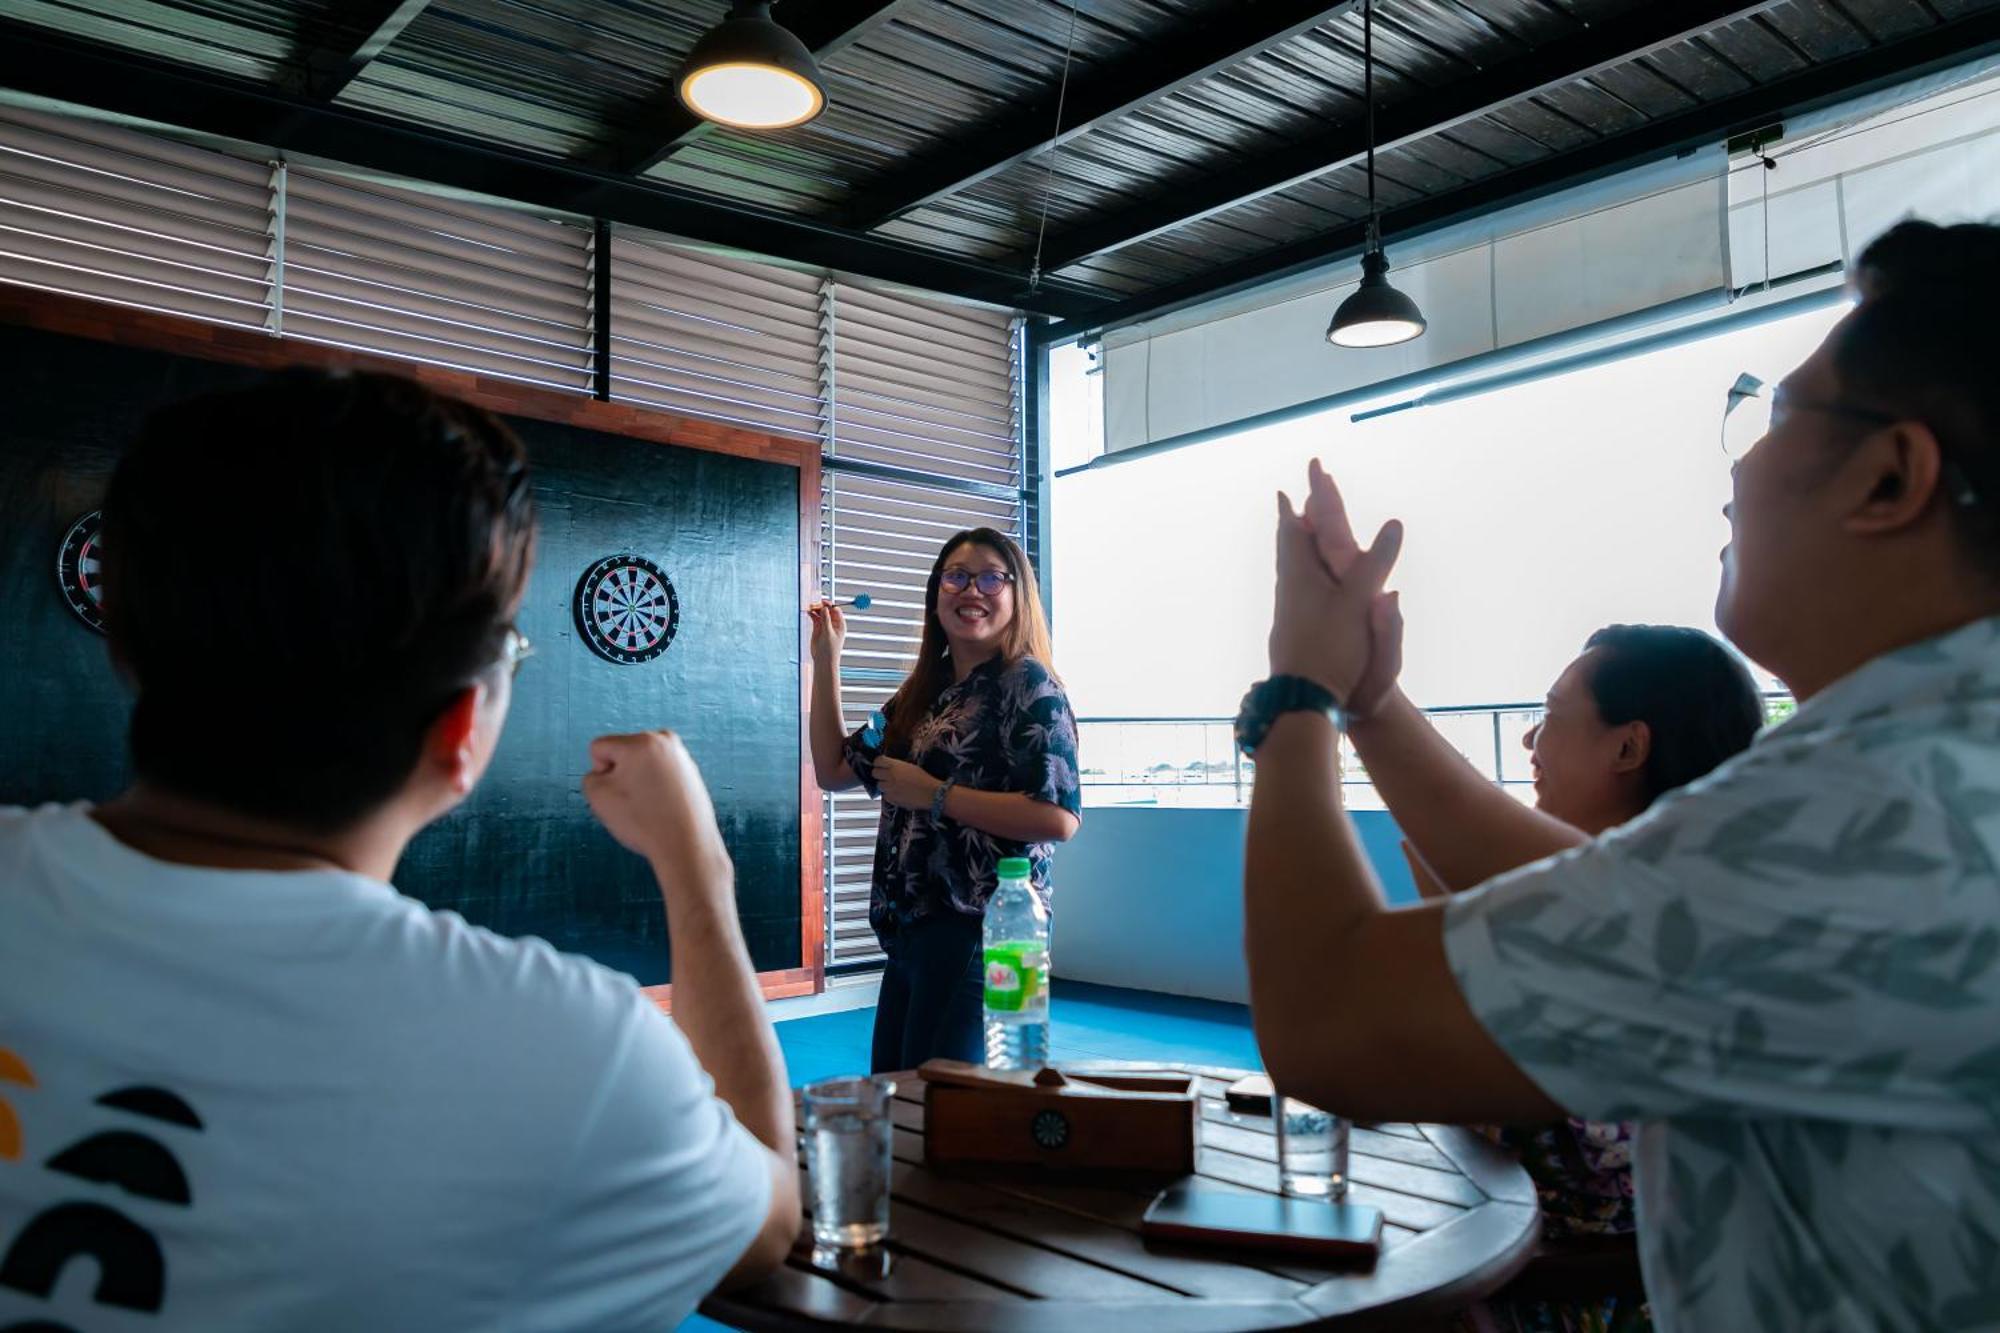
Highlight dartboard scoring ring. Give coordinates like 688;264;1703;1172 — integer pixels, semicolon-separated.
573;554;680;664
56;510;106;635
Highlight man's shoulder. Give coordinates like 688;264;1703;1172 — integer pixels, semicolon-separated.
377;900;649;1025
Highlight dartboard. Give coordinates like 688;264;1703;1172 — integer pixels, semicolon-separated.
56;510;106;634
574;554;680;664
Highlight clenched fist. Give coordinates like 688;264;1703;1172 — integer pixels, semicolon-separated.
583;730;733;891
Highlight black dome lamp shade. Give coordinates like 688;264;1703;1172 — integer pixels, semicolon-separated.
678;2;827;131
1327;228;1427;347
1326;0;1426;349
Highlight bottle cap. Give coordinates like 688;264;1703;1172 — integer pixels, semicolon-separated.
997;857;1031;879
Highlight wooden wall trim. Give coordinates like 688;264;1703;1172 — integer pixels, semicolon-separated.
798;448;827;994
0;285;826;997
642;967;820;1014
0;287;819;472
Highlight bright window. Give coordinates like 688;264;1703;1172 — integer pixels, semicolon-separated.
1051;301;1846;720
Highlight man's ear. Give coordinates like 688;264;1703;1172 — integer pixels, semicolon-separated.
426;684;485;795
1612;720;1651;776
1843;421;1949;537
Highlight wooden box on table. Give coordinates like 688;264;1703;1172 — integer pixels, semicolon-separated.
918;1059;1197;1175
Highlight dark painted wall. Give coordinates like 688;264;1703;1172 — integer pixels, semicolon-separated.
0;324;802;984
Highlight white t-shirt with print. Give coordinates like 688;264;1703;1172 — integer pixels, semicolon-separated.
0;802;771;1332
1446;615;2000;1333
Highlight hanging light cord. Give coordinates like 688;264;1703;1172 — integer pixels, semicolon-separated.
1757;135;1777;294
1028;0;1084;294
1363;0;1379;253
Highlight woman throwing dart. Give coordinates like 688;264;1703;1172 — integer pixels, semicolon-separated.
807;529;1081;1071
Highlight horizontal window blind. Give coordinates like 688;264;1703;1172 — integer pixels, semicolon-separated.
0;105;272;328
832;283;1021;489
281;168;592;392
608;236;827;441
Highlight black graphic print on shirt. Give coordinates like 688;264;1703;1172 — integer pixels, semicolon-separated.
1;1044;202;1327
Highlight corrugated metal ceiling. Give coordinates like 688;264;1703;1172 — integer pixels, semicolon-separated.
1;0;1996;329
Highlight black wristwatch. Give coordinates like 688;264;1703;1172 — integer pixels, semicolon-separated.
1234;675;1347;757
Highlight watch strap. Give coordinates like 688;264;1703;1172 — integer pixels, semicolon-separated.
1235;676;1346;756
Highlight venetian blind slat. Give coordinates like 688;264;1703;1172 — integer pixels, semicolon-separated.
0;105;271;327
608;233;825;441
282;167;591;393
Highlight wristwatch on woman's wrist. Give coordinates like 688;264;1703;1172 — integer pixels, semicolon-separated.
930;777;957;822
1234;676;1346;757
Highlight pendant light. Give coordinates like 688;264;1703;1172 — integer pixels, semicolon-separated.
1327;0;1426;348
679;2;826;131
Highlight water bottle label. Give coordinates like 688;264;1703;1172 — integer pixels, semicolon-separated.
983;945;1043;1012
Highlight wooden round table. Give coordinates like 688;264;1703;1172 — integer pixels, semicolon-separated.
704;1064;1541;1331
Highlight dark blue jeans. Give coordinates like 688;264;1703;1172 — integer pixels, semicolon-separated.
870;912;984;1074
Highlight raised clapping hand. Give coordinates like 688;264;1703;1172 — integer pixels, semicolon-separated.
870;756;941;812
1293;458;1407;717
1270;458;1404;709
805;600;847;669
583;730;733;888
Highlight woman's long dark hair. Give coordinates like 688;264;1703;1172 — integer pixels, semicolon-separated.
881;528;1055;755
1582;624;1764;806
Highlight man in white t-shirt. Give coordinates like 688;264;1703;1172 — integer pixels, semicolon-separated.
1237;219;2000;1330
0;370;798;1330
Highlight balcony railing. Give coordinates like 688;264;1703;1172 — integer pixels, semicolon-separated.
1077;695;1794;809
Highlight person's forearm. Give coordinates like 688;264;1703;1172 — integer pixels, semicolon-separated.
1244;712;1387;1098
808;663;852;791
941;786;1079;843
1348;689;1586;891
650;850;793;1154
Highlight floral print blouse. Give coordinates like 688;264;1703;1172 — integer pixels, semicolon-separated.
1491;1117;1639;1240
843;655;1081;951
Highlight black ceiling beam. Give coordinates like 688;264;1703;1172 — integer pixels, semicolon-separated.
300;0;433;101
592;0;912;177
1035;0;1789;275
0;22;1109;320
1040;3;2000;343
837;0;1365;231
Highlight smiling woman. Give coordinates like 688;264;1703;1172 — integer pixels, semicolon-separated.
806;529;1082;1072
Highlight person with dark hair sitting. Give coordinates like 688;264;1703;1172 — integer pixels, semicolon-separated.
1239;219;2000;1332
1375;623;1761;1333
0;370;798;1329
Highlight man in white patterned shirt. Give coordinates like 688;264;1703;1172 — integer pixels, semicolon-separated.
1239;220;2000;1331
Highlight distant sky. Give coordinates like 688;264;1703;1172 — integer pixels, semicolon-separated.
1050;301;1848;718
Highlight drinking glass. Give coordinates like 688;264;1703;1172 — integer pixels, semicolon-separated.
802;1075;896;1249
1275;1096;1350;1200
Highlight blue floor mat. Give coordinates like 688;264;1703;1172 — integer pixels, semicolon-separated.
677;981;1262;1332
773;979;1261;1085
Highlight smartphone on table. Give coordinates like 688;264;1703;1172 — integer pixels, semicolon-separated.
1140;1182;1383;1260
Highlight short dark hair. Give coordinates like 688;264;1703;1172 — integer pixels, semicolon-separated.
102;368;536;831
1581;624;1764;806
1841;220;2000;576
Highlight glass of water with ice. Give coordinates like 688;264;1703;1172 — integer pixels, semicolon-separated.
1275;1096;1350;1200
802;1075;897;1250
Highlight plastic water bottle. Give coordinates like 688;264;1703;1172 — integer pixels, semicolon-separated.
983;856;1050;1069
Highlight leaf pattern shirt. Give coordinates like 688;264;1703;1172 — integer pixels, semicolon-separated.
844;655;1082;950
1444;614;2000;1333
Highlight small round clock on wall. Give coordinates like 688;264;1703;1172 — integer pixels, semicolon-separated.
573;554;681;664
56;510;107;635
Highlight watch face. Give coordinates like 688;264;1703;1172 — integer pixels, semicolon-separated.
56;510;106;634
573;554;680;664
